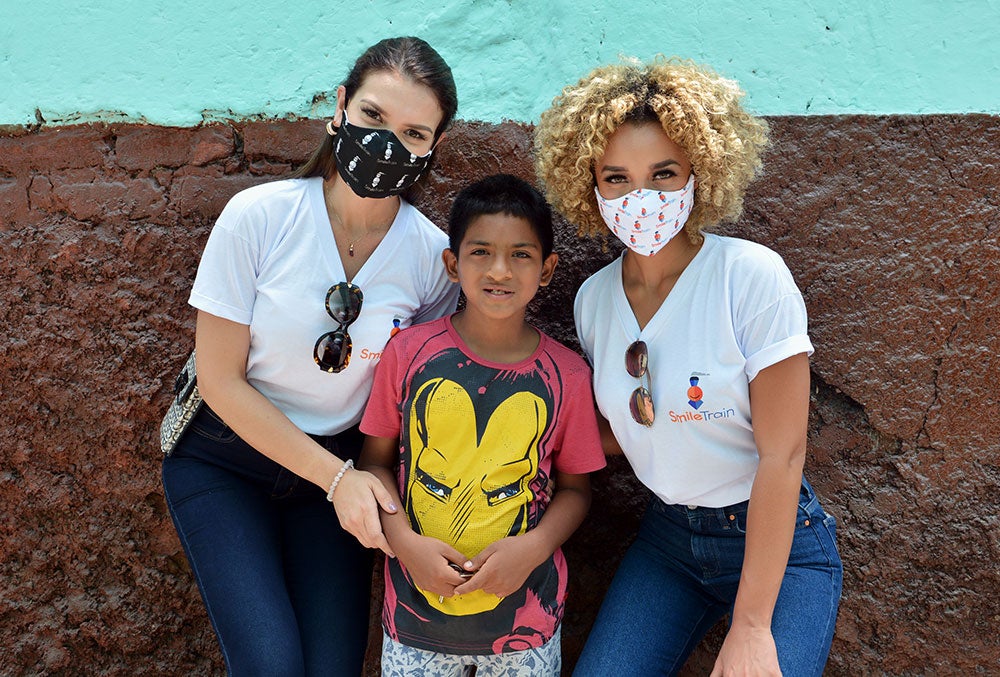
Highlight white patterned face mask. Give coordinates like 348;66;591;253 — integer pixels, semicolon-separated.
594;173;695;256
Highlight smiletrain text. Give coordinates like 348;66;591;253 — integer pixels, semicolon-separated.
668;408;736;423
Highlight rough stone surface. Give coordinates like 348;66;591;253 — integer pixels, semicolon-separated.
1;116;997;675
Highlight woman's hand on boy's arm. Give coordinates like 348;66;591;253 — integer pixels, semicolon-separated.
455;471;593;598
352;434;408;558
357;435;470;597
331;469;398;557
325;434;400;557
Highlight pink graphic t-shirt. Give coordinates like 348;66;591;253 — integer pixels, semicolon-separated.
361;315;606;655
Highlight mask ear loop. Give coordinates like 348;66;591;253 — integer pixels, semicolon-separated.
327;108;351;137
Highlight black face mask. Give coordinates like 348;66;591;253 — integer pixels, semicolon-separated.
332;112;433;198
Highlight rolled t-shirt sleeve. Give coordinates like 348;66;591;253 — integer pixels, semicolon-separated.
188;201;262;325
734;252;813;382
741;294;813;381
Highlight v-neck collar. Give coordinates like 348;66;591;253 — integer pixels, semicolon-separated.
307;177;411;285
612;234;717;339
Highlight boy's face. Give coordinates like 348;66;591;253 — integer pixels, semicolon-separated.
442;214;558;322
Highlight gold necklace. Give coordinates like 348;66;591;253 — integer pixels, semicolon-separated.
347;233;367;257
345;224;393;257
323;182;394;257
329;210;389;257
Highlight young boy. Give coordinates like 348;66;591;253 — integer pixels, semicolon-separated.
359;174;606;676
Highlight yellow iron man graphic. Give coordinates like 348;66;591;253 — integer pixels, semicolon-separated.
406;376;547;616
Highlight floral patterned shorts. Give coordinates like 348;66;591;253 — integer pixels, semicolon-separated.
381;626;562;676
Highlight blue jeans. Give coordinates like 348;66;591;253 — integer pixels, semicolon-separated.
573;479;842;677
161;405;373;676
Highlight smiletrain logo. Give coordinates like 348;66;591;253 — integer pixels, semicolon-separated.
668;372;735;423
687;375;704;410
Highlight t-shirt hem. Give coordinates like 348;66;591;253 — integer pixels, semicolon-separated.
386;624;561;656
359;421;401;439
556;458;608;474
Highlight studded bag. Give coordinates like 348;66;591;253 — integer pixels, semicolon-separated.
159;351;203;456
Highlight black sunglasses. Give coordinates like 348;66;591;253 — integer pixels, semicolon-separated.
625;340;654;426
314;282;363;373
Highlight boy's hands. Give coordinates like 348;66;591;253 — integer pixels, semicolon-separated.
453;533;544;599
395;531;475;598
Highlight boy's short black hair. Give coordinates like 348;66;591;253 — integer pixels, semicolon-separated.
447;174;554;258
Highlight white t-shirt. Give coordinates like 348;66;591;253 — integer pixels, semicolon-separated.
575;234;813;507
190;176;459;435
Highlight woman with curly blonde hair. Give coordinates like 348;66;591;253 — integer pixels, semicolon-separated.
536;58;842;677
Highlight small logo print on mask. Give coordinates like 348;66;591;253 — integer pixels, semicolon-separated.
594;174;695;257
334;111;431;198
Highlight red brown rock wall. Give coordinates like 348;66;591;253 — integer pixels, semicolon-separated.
1;116;997;675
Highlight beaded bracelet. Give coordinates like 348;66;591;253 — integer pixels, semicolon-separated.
325;459;354;503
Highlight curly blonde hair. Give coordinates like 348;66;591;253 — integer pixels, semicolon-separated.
534;57;769;240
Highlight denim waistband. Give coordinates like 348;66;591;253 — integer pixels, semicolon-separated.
306;422;364;460
174;404;365;494
199;403;363;458
655;478;819;532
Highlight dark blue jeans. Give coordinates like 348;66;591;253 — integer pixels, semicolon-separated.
573;478;842;677
161;405;372;676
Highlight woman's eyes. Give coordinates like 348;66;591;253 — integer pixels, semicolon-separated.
360;107;428;141
603;171;676;185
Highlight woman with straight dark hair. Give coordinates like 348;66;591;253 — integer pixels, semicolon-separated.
162;37;460;675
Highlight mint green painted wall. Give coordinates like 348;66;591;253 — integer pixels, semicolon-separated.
3;0;998;126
